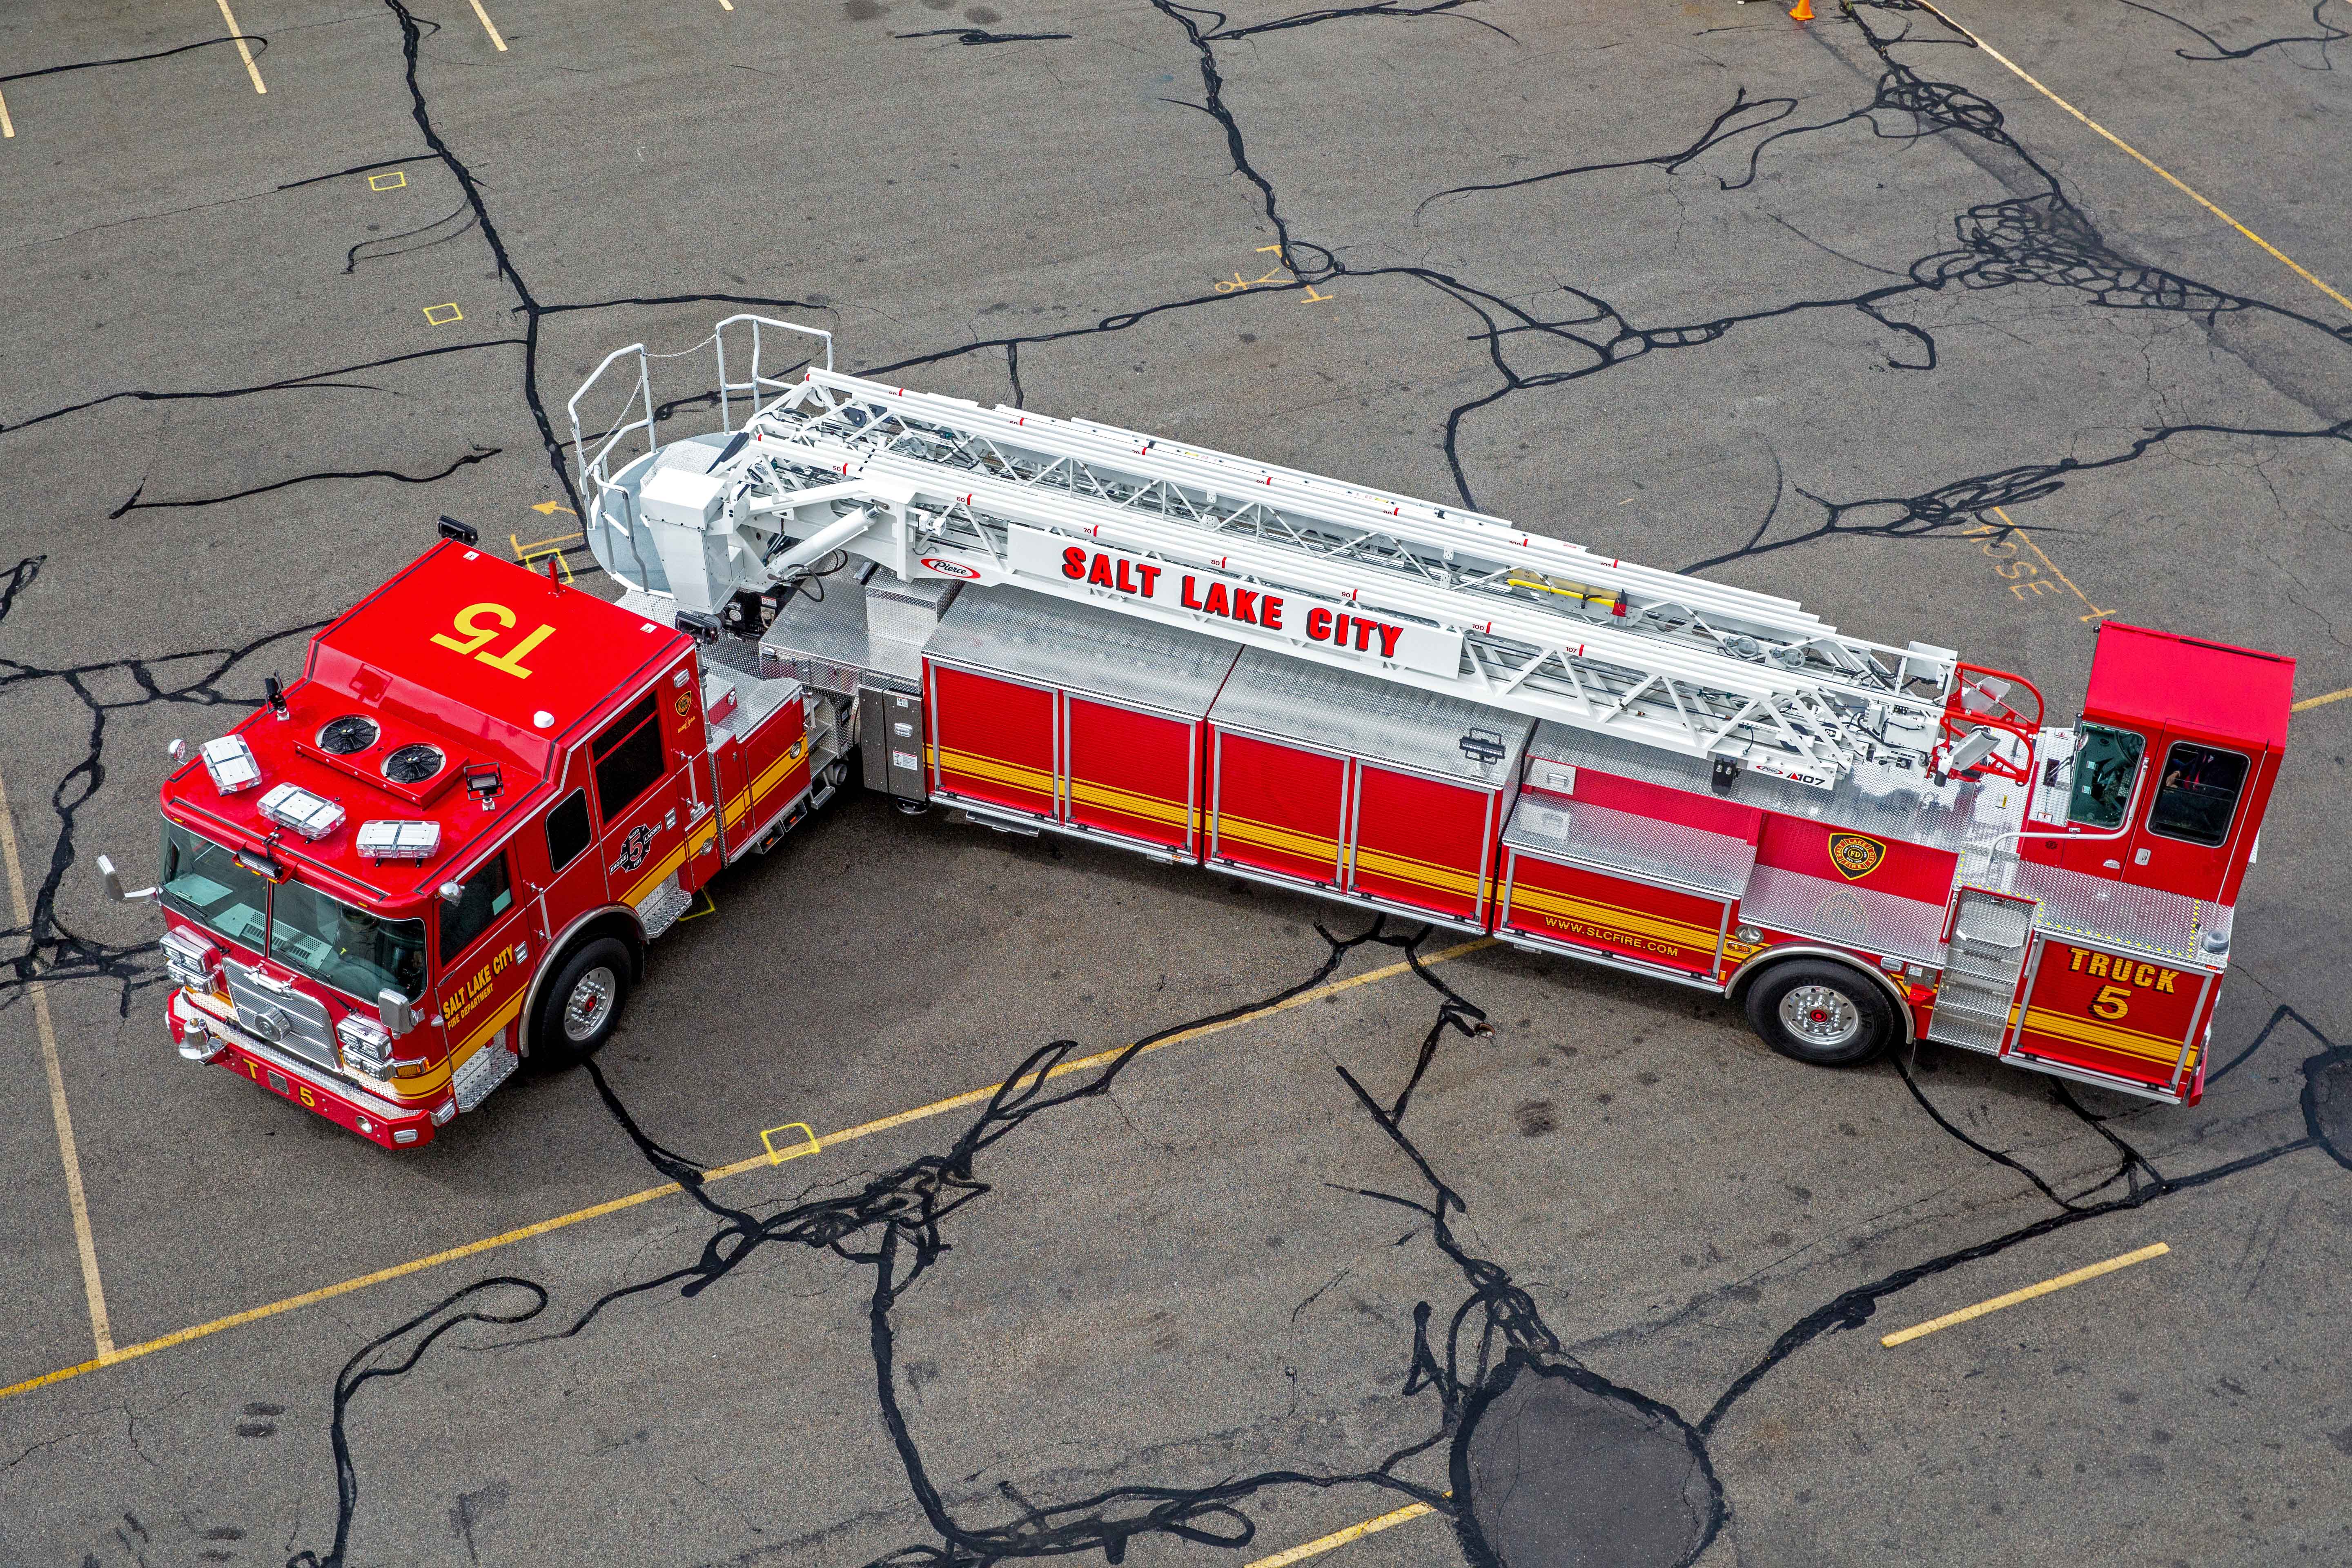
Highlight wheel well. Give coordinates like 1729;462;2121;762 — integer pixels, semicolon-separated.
1726;946;1914;1043
521;907;646;1055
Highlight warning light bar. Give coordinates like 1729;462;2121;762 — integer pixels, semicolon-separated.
257;782;347;841
200;735;262;794
355;820;442;862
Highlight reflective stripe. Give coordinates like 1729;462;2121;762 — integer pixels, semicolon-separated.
2020;1007;2190;1067
1069;776;1190;828
1217;811;1340;862
619;844;687;911
935;745;1054;797
1507;883;1721;949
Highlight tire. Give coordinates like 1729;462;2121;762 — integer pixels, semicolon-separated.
527;936;631;1069
1743;958;1896;1068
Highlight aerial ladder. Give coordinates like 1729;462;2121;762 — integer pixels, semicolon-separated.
570;318;2034;799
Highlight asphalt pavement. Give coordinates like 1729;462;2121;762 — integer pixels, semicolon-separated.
2;2;2349;1565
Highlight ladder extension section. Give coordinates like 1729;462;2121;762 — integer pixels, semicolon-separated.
579;338;1966;784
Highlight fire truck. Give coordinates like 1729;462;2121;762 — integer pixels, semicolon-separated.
102;317;2293;1148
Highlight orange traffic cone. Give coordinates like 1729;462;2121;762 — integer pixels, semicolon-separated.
1790;0;1814;17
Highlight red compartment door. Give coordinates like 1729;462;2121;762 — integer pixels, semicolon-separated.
929;664;1057;817
1501;854;1730;979
1212;731;1347;886
1066;697;1198;853
1348;764;1496;922
2007;938;2213;1094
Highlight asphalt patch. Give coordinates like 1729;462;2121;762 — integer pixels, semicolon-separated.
1452;1352;1723;1568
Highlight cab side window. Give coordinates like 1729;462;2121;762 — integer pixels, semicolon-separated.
546;788;592;873
2067;724;2144;829
440;851;514;964
592;693;664;823
2147;742;2248;847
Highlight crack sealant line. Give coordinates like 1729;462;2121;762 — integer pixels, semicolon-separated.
0;936;1496;1404
1912;0;2352;318
0;766;114;1358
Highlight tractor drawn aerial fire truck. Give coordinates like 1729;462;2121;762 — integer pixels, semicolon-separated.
103;317;2294;1149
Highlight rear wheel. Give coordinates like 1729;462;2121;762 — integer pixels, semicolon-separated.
1743;958;1895;1067
528;935;631;1069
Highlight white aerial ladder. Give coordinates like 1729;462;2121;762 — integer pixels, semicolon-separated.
571;317;2018;791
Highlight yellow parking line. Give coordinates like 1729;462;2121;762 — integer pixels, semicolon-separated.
1880;1241;2170;1348
0;85;15;138
0;768;114;1357
468;0;510;51
2292;687;2352;713
1246;1501;1439;1568
1916;0;2350;317
214;0;267;94
0;938;1494;1404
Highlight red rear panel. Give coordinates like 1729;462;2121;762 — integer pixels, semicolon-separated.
1212;732;1347;886
741;695;809;833
1349;764;1495;922
1501;856;1729;978
2006;937;2214;1096
929;664;1057;816
1067;697;1197;853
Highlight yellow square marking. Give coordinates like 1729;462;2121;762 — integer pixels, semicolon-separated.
422;303;464;327
760;1123;819;1165
368;170;408;191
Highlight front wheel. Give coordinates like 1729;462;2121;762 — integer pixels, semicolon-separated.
1743;958;1895;1067
528;936;632;1069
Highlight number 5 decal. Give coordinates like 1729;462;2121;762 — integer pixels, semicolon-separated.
2090;984;2132;1022
432;602;557;679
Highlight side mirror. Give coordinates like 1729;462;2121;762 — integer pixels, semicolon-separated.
438;881;465;906
97;854;158;904
378;987;417;1036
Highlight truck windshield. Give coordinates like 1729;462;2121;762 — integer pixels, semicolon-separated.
158;822;269;948
2068;724;2144;829
270;878;427;1003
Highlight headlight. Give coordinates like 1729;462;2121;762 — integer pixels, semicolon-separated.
336;1013;393;1076
161;927;223;991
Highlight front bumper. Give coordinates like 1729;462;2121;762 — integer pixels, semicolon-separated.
167;991;447;1149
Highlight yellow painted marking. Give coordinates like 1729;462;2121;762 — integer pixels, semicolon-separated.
0;768;115;1356
1988;506;2115;623
1882;1242;2172;1347
760;1123;818;1164
0;85;16;138
0;937;1494;1403
1916;1;2351;318
468;0;510;50
1301;286;1334;304
719;0;735;9
508;530;578;584
1246;1499;1443;1568
368;169;407;191
678;888;718;922
423;302;463;326
215;0;267;93
2292;687;2352;713
529;500;577;516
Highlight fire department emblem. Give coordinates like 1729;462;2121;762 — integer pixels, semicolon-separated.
615;823;655;873
1827;832;1887;882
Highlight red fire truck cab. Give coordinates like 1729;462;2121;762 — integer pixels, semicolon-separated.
135;533;824;1148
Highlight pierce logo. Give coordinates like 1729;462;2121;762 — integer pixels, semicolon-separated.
1827;832;1887;881
920;557;979;579
616;823;655;873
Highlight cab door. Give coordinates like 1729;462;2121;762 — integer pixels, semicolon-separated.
590;670;700;917
2122;733;2263;905
432;844;536;1077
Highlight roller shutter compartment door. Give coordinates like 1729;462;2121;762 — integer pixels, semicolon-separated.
1066;697;1198;854
1348;763;1496;924
928;664;1057;818
1211;731;1347;887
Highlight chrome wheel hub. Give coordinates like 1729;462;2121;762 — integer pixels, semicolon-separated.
563;966;618;1042
1780;984;1861;1048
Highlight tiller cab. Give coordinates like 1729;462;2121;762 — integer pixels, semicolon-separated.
106;317;2293;1148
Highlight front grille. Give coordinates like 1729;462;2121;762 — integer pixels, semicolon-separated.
224;958;339;1071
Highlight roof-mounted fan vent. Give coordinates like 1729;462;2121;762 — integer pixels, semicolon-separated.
316;715;380;755
382;743;446;784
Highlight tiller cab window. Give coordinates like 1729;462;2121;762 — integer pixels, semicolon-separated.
159;822;427;1002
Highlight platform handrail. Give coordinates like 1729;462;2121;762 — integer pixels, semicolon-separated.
714;314;833;434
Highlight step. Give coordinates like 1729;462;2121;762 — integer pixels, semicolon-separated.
638;875;695;941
